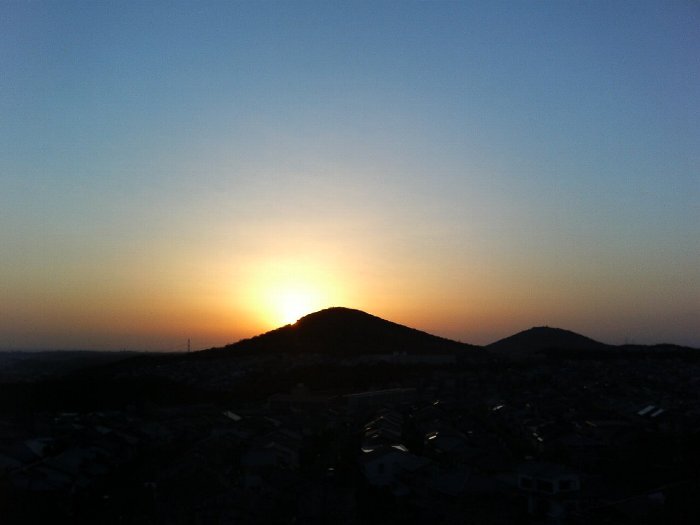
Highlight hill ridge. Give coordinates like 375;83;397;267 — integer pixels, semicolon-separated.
195;308;696;357
200;306;476;357
487;325;609;353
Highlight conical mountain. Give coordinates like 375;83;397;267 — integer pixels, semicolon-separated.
203;307;476;357
487;326;609;354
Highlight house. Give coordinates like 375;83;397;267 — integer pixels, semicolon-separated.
517;462;580;522
362;409;403;452
360;446;431;489
240;427;303;488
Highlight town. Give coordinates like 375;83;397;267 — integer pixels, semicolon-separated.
2;314;699;524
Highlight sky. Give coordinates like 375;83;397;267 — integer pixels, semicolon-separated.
1;1;698;350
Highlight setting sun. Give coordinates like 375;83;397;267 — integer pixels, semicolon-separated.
275;288;319;325
236;256;351;330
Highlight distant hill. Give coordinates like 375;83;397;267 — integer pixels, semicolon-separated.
3;310;696;411
200;307;477;357
0;350;147;382
487;326;610;354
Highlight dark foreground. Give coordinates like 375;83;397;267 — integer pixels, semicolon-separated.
1;345;700;525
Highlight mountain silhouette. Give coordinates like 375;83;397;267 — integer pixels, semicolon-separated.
201;307;477;357
14;309;697;411
487;326;609;354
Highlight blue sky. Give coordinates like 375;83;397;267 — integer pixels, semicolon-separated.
1;1;698;349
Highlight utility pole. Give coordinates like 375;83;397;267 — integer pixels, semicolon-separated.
187;338;191;353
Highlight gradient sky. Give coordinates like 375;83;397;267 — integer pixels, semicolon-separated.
1;1;698;350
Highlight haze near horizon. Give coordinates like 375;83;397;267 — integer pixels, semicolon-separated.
1;1;698;350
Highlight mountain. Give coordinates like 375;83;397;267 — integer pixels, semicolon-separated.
487;326;609;354
6;310;696;412
200;307;477;357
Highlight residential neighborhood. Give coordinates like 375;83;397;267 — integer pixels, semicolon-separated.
2;340;700;523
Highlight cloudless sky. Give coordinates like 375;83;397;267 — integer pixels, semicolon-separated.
1;1;698;350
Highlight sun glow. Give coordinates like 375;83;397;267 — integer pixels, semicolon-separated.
275;287;321;325
238;256;350;329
